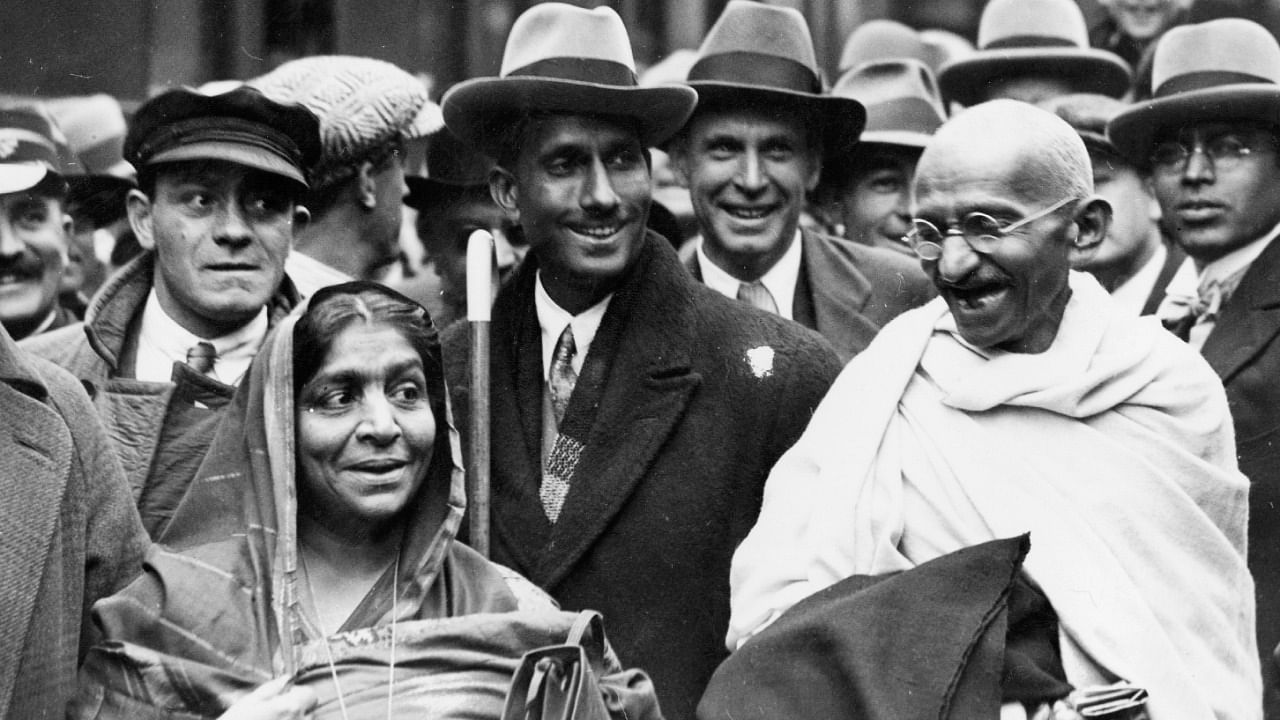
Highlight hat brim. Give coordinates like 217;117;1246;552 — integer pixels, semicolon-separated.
685;82;867;154
442;77;697;157
857;130;932;149
1108;85;1280;165
148;140;308;188
404;175;491;211
0;163;52;195
938;50;1132;107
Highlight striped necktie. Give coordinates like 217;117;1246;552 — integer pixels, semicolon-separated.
737;280;778;315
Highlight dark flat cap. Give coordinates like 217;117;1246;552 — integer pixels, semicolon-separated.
126;86;321;188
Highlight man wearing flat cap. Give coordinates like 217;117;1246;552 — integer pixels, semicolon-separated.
1043;93;1184;315
669;0;932;363
252;55;439;296
438;5;841;719
938;0;1131;107
24;86;319;540
1109;18;1280;713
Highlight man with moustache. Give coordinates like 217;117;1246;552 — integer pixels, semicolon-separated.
1108;18;1280;714
439;6;841;719
670;1;933;363
23;86;319;539
729;100;1257;719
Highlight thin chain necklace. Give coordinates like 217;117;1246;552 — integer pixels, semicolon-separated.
300;545;401;720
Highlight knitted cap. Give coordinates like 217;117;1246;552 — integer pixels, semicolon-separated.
251;56;436;187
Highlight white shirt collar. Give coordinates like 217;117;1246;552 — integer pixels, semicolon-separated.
1109;240;1167;316
1196;221;1280;288
534;272;612;381
695;230;803;321
135;290;269;386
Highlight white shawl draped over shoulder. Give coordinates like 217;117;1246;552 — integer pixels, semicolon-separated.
728;272;1259;719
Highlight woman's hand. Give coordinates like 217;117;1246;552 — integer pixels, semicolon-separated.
218;677;318;720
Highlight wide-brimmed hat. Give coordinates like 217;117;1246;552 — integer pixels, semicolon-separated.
838;20;933;75
0;105;67;195
252;56;437;187
938;0;1131;107
404;128;495;211
45;94;137;207
442;3;696;157
831;59;945;151
1108;18;1280;165
682;0;865;154
1040;93;1130;159
126;86;321;189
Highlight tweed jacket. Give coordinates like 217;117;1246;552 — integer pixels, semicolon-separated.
20;253;299;539
0;325;147;719
443;233;842;720
685;228;935;361
1197;235;1280;714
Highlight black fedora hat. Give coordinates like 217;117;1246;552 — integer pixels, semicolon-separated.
682;0;865;154
442;3;697;157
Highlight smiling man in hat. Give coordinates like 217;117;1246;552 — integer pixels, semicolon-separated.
23;86;319;540
939;0;1131;107
670;0;932;363
1109;18;1280;712
728;99;1257;720
439;4;841;718
252;55;438;295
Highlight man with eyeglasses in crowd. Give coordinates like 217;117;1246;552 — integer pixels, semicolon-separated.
1109;18;1280;715
722;99;1257;719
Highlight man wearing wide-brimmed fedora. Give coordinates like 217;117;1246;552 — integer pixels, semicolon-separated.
938;0;1131;107
1109;18;1280;714
438;5;841;718
670;0;931;363
813;59;947;266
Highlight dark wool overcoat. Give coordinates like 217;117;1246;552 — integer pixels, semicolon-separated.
0;324;147;718
444;233;842;720
685;228;936;362
1197;237;1280;716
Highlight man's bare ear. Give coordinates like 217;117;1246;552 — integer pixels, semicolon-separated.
126;189;157;251
1068;195;1111;263
293;205;310;230
357;161;378;209
489;166;520;222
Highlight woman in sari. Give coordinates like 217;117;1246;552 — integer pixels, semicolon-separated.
71;282;659;720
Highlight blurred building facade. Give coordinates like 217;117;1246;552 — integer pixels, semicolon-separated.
7;0;1107;105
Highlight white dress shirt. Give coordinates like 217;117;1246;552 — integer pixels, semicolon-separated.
534;272;612;381
134;290;268;386
695;230;803;321
1108;240;1167;316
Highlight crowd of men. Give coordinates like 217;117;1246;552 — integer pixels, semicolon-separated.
0;0;1277;717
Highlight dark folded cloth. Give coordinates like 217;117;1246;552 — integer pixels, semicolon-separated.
698;535;1071;720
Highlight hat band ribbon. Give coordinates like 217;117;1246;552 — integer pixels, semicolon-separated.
1155;70;1276;97
507;57;638;87
984;36;1080;50
688;52;821;94
136;116;303;168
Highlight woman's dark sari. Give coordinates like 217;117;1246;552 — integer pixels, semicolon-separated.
70;294;661;719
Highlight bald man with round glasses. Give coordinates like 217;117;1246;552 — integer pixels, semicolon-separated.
724;100;1258;719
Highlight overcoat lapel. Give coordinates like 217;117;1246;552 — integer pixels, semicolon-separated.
498;236;702;588
1202;239;1280;383
0;342;71;716
799;229;880;353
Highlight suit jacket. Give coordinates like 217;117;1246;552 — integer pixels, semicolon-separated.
685;228;935;361
0;324;147;718
1139;241;1187;316
444;233;842;720
1199;236;1280;716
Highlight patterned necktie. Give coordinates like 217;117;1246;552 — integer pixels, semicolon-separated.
186;341;217;375
548;325;578;428
737;280;779;315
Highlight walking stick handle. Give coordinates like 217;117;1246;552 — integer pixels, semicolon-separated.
466;229;496;557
